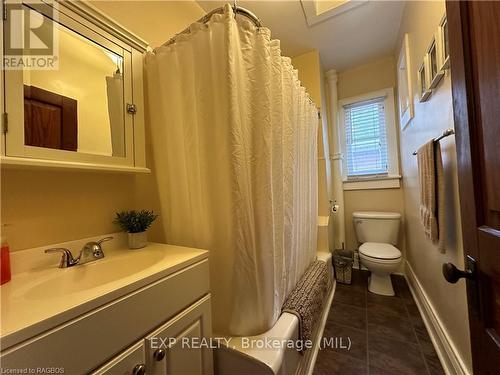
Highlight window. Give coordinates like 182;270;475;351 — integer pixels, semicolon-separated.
344;97;388;177
339;88;400;190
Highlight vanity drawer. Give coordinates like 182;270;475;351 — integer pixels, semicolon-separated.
0;259;210;374
91;341;145;375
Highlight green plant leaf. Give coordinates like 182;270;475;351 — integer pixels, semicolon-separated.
113;210;158;233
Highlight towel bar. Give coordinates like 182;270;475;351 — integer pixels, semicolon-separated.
412;128;455;155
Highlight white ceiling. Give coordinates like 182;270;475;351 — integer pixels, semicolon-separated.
197;1;405;71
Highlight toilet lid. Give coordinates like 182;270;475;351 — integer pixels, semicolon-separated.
359;242;401;260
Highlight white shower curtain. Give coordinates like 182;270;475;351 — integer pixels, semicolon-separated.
146;4;318;336
105;72;124;157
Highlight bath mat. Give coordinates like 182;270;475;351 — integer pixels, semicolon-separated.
282;259;330;350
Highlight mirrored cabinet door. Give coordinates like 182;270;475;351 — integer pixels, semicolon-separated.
2;1;148;172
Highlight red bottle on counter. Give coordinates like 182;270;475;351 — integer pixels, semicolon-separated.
1;234;11;285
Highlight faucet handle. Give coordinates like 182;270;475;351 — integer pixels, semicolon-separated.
80;236;114;262
93;236;113;257
97;236;114;245
45;248;76;268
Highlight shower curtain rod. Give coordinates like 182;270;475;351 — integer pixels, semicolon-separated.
162;5;263;47
160;4;318;110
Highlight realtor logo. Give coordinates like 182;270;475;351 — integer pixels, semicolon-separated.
3;0;59;70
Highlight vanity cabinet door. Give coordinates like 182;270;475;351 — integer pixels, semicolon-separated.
145;295;213;375
91;341;146;375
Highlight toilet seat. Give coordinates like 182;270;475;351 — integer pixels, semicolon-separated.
359;242;401;260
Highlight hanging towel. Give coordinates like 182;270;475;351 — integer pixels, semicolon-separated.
417;139;445;253
282;260;331;349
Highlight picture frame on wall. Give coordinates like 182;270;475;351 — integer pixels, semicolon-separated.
427;35;444;89
418;56;432;102
438;14;450;70
397;33;414;130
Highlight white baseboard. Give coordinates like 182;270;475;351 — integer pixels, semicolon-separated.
405;261;471;375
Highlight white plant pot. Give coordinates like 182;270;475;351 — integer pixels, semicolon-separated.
128;231;148;249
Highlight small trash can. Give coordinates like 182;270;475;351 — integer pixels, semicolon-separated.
333;249;354;285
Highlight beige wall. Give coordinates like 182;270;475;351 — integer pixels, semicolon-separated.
337;57;405;252
291;50;332;218
337;56;397;99
396;0;471;370
1;169;136;250
1;1;205;252
91;1;205;49
291;50;322;105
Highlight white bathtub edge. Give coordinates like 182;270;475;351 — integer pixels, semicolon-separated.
299;276;336;375
218;313;299;374
216;252;334;375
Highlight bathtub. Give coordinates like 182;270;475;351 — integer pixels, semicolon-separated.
215;252;335;375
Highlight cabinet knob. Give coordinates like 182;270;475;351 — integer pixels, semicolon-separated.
126;103;137;115
132;363;146;375
154;348;166;361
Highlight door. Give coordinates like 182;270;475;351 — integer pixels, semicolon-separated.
446;1;500;373
145;295;213;375
24;85;78;151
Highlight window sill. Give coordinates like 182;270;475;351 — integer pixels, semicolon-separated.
343;175;401;191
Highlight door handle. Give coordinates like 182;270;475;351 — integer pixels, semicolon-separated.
442;255;479;316
442;262;474;283
443;255;477;283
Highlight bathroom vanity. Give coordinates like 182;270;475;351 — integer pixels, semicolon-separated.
0;235;213;374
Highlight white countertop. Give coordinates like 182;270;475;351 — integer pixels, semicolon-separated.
0;236;208;350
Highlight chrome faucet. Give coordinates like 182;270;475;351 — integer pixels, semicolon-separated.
45;237;113;268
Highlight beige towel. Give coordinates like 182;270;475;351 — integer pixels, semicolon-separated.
417;140;445;253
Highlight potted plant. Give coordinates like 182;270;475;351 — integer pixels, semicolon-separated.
114;210;158;249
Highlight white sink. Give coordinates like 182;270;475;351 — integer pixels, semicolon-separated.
1;235;209;349
22;249;165;300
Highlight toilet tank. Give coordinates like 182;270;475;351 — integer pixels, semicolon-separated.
353;211;401;245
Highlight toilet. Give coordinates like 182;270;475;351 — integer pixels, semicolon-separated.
353;211;402;296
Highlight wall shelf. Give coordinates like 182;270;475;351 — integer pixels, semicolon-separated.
1;156;151;174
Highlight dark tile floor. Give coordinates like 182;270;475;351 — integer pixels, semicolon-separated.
314;269;445;375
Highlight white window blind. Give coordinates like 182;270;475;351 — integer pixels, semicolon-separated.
344;97;388;177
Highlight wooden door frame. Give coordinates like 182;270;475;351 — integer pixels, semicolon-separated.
446;1;485;373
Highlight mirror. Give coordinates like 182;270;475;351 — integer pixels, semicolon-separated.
21;7;126;157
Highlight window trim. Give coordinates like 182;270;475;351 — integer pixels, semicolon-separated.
338;87;400;189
